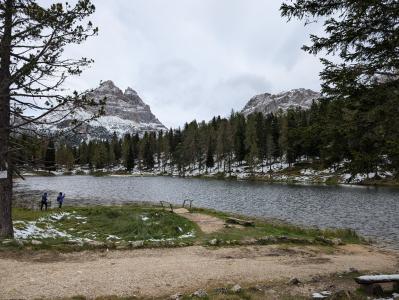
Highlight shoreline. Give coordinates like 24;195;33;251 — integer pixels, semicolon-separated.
0;203;369;253
12;180;399;251
18;169;399;188
7;200;399;251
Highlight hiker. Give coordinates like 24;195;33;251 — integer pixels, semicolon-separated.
40;192;48;211
56;192;65;208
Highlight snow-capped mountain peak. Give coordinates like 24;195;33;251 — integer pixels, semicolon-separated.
96;80;122;95
242;88;320;116
124;87;138;96
47;80;166;142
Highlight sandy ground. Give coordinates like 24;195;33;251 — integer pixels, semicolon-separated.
0;244;398;299
174;208;226;233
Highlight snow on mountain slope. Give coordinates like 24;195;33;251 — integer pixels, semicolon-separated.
47;80;167;141
241;88;320;116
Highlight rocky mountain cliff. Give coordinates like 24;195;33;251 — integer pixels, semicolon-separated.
52;80;166;141
241;88;320;116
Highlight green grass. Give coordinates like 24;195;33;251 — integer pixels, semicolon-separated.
1;204;365;252
325;176;340;185
2;205;197;251
61;206;195;241
360;176;399;187
192;207;364;245
89;170;110;177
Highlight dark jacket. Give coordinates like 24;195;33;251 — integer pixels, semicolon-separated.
57;194;65;203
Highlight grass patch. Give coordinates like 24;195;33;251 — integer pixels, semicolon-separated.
325;176;340;185
112;170;130;175
1;204;365;252
191;207;364;246
67;206;195;241
89;170;110;177
360;176;399;187
2;205;197;251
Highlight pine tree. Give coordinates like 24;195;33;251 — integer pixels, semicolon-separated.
270;115;281;162
266;133;275;171
281;0;399;176
254;112;267;171
233;114;247;164
93;142;107;169
205;132;215;172
205;146;214;171
107;140;116;167
44;139;56;172
122;134;132;167
161;131;171;172
245;116;259;174
285;109;299;166
125;145;135;172
156;130;164;170
0;0;98;237
56;144;75;170
111;132;122;162
281;0;399;100
142;132;155;170
78;142;89;165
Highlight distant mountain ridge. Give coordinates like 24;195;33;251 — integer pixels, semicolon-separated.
51;80;166;141
241;88;320;116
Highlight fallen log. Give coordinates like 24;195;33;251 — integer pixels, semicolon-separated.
226;217;255;227
355;274;399;284
355;274;399;296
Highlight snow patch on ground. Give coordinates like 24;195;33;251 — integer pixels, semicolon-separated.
148;231;196;242
13;221;73;240
48;212;71;221
312;291;331;299
27;156;397;186
13;212;89;241
178;231;196;239
106;235;121;240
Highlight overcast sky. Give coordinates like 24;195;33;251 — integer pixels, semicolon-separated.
61;0;324;128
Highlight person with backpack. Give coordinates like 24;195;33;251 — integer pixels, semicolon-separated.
40;192;48;211
56;192;65;208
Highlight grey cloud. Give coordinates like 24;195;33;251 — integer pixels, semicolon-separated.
210;74;272;112
51;0;323;128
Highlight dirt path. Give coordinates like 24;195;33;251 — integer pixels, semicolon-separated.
0;245;397;299
174;208;226;233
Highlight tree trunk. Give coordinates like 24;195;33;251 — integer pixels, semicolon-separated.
0;0;14;238
0;176;13;238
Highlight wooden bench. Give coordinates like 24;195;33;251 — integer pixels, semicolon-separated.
160;200;195;212
182;199;193;209
355;274;399;295
160;201;174;212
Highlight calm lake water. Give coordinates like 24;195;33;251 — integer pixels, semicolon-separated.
14;175;399;249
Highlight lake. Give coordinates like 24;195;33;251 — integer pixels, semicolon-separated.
14;175;399;249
